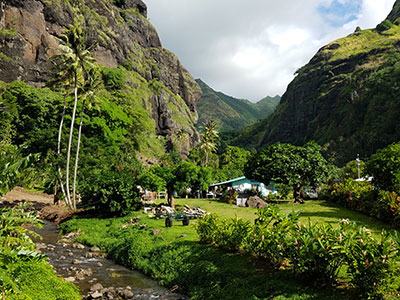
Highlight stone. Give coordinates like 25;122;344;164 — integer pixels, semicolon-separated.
90;291;103;299
96;262;103;267
59;255;66;260
151;229;162;235
123;288;134;299
246;196;268;209
90;283;104;292
72;259;82;265
72;243;85;249
64;276;75;283
90;246;101;253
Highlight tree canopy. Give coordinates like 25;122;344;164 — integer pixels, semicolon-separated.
366;142;400;192
244;142;330;202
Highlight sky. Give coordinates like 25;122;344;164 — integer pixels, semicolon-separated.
145;0;396;101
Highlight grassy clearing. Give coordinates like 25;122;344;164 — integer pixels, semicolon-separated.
168;198;393;237
61;199;399;299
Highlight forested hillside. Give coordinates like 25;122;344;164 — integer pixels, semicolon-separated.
233;1;400;165
196;79;279;131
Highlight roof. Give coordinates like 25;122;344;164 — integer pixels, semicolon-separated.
210;176;247;187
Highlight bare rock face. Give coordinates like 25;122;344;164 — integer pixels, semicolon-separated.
0;0;201;156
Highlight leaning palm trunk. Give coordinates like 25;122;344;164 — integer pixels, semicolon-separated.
65;85;78;209
56;94;70;207
72;99;86;209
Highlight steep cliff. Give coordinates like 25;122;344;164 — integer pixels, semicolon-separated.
234;0;400;165
0;0;200;159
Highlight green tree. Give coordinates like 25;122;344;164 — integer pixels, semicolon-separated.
220;146;250;172
366;142;400;192
244;142;330;203
200;120;219;167
340;158;366;180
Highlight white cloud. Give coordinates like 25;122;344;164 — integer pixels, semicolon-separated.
145;0;396;101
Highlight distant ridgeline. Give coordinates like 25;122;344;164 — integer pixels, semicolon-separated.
233;0;400;165
0;0;201;162
196;79;280;131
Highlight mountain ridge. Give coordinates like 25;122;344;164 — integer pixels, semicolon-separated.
196;78;279;131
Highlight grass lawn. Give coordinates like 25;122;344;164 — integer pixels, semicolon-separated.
167;198;395;237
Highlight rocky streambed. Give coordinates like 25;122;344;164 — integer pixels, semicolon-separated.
34;221;187;300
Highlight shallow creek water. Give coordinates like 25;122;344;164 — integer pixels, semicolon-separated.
34;221;186;299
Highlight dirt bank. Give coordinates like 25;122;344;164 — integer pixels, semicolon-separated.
1;187;81;223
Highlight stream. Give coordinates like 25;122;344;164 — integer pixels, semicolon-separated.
34;221;187;300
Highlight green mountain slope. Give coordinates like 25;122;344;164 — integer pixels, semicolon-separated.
196;79;279;131
233;1;400;165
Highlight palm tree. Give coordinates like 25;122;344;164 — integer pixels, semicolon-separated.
54;15;96;208
72;68;101;208
200;120;219;167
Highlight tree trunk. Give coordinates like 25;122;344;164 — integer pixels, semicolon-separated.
57;94;70;207
72;99;85;210
167;188;175;208
293;184;304;204
66;85;78;209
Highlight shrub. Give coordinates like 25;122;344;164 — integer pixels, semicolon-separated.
101;67;126;90
342;224;400;299
287;222;345;285
196;214;220;244
80;169;140;215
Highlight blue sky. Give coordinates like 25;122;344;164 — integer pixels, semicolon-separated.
319;0;361;27
146;0;396;101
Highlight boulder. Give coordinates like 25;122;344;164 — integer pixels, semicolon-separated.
246;196;268;209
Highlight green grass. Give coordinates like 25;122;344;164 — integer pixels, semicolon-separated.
168;198;393;237
60;199;399;299
324;26;400;61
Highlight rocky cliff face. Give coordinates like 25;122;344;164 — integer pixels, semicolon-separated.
233;0;400;165
0;0;200;158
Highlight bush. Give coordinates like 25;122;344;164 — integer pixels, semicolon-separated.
325;179;377;213
101;67;126;90
80;170;140;215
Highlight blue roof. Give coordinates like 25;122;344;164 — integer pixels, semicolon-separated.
210;176;247;187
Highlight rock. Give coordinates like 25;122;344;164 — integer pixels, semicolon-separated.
64;276;75;283
36;243;47;250
96;262;103;267
151;229;162;235
246;196;268;209
72;259;82;265
90;246;101;253
59;255;66;260
67;252;74;256
76;273;85;280
90;283;104;292
90;291;103;299
72;243;85;249
123;288;134;299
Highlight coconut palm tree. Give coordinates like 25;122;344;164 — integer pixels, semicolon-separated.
72;68;101;208
200;120;219;167
54;15;96;208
